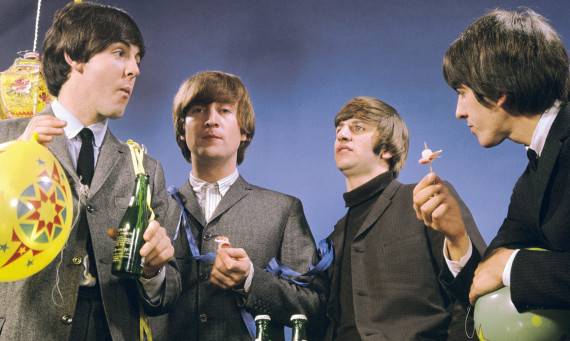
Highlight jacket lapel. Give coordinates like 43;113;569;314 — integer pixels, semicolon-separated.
88;128;124;197
178;180;207;227
353;179;401;241
207;175;250;223
535;105;570;211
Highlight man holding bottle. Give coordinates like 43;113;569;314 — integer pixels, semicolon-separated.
0;2;180;340
150;71;327;340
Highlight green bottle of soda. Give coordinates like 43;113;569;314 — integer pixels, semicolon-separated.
291;314;308;341
255;314;272;341
111;173;149;279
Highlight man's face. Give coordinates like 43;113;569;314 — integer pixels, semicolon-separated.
455;85;511;148
183;101;246;167
334;118;390;179
77;42;140;122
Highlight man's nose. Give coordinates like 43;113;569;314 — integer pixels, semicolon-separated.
205;106;220;127
455;96;466;119
337;126;351;140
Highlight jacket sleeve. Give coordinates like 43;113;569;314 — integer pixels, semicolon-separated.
242;197;329;337
138;159;181;316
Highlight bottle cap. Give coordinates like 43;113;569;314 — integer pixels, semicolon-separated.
290;314;307;321
255;315;271;321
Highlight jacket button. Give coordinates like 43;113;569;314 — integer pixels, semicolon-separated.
86;205;94;213
199;313;207;323
61;315;73;325
200;272;209;280
72;256;82;265
203;233;211;240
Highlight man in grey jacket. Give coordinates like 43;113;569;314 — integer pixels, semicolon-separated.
150;71;327;340
0;2;180;340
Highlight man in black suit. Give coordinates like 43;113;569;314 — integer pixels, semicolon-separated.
324;96;486;340
433;8;570;311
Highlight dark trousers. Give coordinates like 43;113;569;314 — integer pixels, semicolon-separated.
69;286;112;341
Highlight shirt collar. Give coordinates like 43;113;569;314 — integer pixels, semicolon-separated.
51;98;107;148
528;100;561;157
189;169;239;196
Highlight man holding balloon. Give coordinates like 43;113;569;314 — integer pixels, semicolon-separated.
415;7;570;334
0;2;180;340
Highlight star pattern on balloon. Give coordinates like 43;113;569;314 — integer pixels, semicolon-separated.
0;162;69;269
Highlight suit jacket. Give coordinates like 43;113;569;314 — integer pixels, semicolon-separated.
324;178;486;341
487;103;570;311
0;107;181;340
149;177;328;341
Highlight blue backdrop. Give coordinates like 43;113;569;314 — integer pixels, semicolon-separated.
1;0;569;295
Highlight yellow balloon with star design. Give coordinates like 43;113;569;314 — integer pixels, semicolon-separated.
0;137;73;281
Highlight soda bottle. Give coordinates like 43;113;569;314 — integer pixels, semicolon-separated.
255;314;271;341
291;314;308;341
111;173;149;279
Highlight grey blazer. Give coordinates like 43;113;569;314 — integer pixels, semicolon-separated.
150;177;328;341
0;107;181;340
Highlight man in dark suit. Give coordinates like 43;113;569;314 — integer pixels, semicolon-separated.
324;96;486;340
0;3;180;340
150;71;327;340
438;8;570;311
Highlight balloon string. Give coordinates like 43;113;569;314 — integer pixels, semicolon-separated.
33;0;42;52
465;305;475;338
51;184;85;307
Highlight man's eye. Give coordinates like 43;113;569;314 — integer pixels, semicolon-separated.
353;125;364;132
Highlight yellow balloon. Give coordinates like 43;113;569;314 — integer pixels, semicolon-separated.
0;138;73;281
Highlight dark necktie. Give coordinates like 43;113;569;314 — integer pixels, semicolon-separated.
527;148;538;171
77;128;95;185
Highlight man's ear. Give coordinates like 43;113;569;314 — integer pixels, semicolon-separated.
496;94;508;108
64;52;83;73
381;151;393;160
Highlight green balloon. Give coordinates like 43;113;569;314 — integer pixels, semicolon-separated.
474;287;570;340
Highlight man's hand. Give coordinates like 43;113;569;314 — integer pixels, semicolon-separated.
19;115;66;147
470;247;514;306
413;172;469;260
210;248;251;290
140;220;175;278
108;220;175;278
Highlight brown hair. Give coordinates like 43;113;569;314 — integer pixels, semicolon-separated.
42;2;145;97
335;96;409;175
172;71;255;165
443;8;569;114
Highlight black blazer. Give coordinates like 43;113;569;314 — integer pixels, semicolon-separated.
487;103;570;311
324;179;486;341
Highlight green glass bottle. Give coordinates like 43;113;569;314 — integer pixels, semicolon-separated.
291;314;308;341
111;173;149;279
255;314;271;341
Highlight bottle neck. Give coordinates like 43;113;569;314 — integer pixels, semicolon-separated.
132;173;149;206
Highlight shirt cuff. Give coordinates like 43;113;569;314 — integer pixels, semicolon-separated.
139;266;166;304
444;236;472;277
243;260;254;293
502;249;520;287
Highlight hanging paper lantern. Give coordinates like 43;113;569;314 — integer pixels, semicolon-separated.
0;137;73;281
0;52;53;120
474;286;570;340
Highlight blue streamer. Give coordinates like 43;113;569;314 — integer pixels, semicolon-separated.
264;238;334;286
168;186;215;262
168;186;334;339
